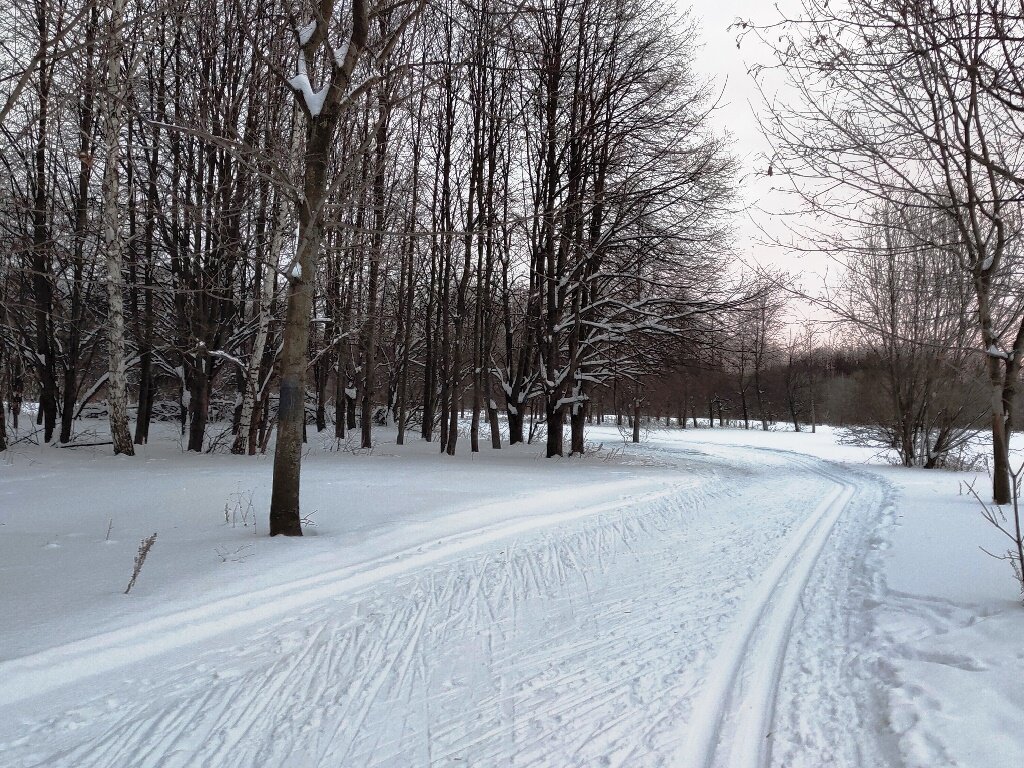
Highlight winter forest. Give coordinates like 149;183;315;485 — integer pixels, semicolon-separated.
1;0;1024;766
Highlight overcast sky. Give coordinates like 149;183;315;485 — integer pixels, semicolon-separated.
684;0;837;323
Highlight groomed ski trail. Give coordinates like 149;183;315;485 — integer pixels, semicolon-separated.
0;478;685;709
0;441;893;768
679;458;858;768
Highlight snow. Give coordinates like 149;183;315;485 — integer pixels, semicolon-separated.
208;349;246;370
987;343;1006;358
867;467;1023;768
290;261;302;280
287;58;329;117
297;19;316;46
0;421;1021;766
332;42;349;69
685;465;858;767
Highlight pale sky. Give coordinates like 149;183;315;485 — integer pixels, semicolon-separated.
684;0;838;325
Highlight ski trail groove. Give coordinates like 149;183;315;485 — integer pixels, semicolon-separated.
0;445;891;768
679;459;857;768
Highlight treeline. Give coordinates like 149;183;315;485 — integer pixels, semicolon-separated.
0;0;740;485
646;343;1000;468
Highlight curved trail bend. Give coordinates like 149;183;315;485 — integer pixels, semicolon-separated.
0;436;893;768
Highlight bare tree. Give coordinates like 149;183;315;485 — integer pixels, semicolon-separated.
269;0;423;536
840;198;986;466
746;0;1024;501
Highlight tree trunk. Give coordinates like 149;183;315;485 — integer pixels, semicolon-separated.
186;352;209;452
507;400;524;445
991;379;1011;504
361;79;389;451
270;153;325;533
0;379;6;452
334;344;346;439
270;0;373;535
545;399;563;457
134;58;162;446
488;399;501;449
61;8;100;444
395;86;423;446
101;0;134;456
0;331;7;451
270;219;318;536
570;404;585;455
31;10;58;444
315;348;327;432
233;188;281;454
810;384;816;433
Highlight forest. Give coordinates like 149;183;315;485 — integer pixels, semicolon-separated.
2;0;1024;535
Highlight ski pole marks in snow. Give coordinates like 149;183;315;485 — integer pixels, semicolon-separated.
0;447;891;768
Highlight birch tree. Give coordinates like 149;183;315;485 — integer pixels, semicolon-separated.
99;0;134;455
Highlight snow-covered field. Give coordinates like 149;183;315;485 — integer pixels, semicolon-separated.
0;422;1021;767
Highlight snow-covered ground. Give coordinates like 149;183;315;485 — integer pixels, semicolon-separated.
0;421;1020;767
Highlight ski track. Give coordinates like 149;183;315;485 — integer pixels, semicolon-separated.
0;444;892;768
675;454;886;768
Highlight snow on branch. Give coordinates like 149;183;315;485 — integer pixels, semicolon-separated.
73;355;142;419
297;19;317;46
287;56;329;116
208;350;247;370
331;42;350;70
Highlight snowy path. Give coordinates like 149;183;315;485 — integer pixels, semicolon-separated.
0;439;892;767
682;458;856;768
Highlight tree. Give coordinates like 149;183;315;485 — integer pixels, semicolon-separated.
99;0;134;455
269;0;423;536
840;197;986;466
746;0;1024;501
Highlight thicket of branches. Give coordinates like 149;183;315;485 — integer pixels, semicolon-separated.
742;0;1024;503
0;0;747;528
